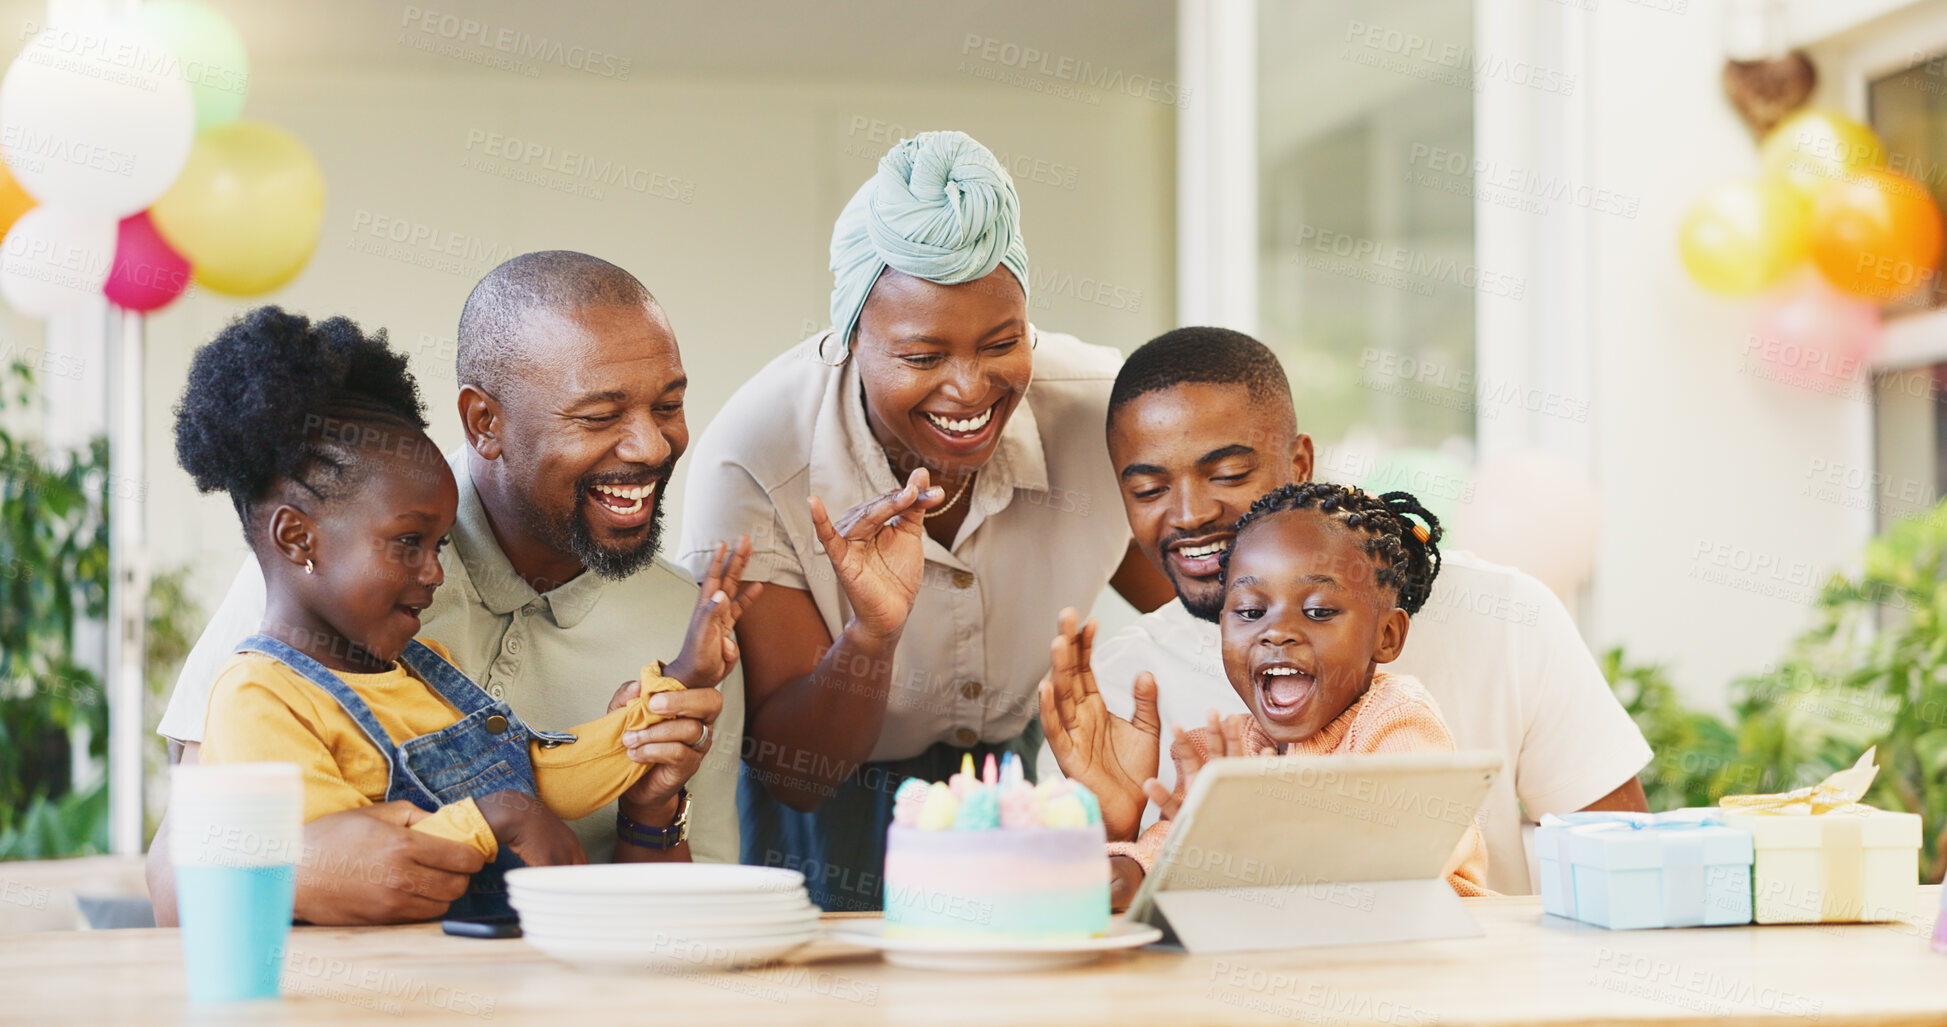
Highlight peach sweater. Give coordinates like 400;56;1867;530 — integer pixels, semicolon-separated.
1106;671;1492;897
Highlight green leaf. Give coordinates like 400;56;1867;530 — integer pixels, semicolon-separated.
1917;730;1947;777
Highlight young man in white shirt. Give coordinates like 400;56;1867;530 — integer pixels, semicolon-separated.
1039;326;1650;894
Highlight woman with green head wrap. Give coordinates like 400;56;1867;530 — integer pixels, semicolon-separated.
678;131;1170;911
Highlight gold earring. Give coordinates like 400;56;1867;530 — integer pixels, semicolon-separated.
305;558;314;575
816;328;850;368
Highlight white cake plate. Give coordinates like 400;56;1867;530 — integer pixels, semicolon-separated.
826;918;1163;972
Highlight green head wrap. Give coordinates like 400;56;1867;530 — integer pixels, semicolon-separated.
828;130;1031;348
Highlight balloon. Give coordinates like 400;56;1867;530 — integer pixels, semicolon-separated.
0;161;32;239
1809;167;1943;303
1361;447;1472;535
103;210;191;312
1747;271;1881;394
151;121;324;296
1448;451;1599;603
0;206;117;317
1758;109;1886;203
130;1;250;131
0;22;194;216
1678;178;1809;296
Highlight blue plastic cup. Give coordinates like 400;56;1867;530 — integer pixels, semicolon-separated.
169;763;303;1002
175;862;296;1000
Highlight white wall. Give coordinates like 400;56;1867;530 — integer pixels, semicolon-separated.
1575;0;1912;707
133;67;1176;621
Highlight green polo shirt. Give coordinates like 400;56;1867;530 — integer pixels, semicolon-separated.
159;451;743;863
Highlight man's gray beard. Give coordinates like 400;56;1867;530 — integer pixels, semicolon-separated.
519;489;667;583
571;498;666;580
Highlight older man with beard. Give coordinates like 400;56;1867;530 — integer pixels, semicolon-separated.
145;251;738;925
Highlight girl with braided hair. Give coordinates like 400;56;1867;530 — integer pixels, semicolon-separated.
176;306;756;918
1060;481;1490;904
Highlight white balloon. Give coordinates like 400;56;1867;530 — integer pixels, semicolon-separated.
0;206;116;317
1449;451;1601;601
0;21;195;217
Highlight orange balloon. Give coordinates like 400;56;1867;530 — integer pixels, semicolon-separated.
1810;167;1944;303
0;162;33;238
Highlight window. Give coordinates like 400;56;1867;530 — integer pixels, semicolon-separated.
1257;0;1476;483
1868;54;1947;528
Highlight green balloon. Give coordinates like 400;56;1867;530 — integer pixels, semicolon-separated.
1360;448;1471;541
132;1;250;131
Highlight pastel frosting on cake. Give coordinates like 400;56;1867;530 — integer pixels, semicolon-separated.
883;753;1110;939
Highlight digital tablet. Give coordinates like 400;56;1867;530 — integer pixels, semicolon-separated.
1123;749;1502;952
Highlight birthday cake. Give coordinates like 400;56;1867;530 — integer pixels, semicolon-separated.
882;753;1110;939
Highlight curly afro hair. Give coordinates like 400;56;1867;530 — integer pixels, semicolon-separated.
174;306;427;537
1219;481;1444;615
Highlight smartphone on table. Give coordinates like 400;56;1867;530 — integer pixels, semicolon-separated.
440;913;521;939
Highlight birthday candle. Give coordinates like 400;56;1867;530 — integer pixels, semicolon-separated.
1000;750;1024;788
948;752;978;799
892;778;931;828
983;753;998;786
919;782;960;830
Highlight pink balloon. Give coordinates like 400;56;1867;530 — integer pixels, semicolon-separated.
1747;271;1882;395
1449;451;1599;602
103;209;191;312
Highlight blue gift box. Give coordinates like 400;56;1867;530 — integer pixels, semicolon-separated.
1536;809;1754;930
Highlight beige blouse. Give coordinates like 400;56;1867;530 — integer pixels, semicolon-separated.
677;329;1131;763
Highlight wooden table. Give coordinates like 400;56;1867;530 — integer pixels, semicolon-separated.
7;890;1947;1025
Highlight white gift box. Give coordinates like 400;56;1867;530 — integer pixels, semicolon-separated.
1720;806;1920;924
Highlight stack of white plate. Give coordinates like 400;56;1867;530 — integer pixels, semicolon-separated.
506;864;818;972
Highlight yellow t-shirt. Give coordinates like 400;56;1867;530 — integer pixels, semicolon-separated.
198;638;685;859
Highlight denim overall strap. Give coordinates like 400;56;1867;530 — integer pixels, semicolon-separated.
234;634;408;802
397;640;578;748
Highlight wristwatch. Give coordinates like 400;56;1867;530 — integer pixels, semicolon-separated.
616;790;691;850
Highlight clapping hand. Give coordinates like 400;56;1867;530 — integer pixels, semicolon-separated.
1037;606;1162;842
666;535;763;690
1141;708;1248;823
808;468;944;641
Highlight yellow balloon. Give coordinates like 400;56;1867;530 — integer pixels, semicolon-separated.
1759;109;1886;203
151;121;324;296
1678;178;1809;296
0;161;34;238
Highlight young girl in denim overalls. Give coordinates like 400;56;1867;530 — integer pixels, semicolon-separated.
173;307;757;918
